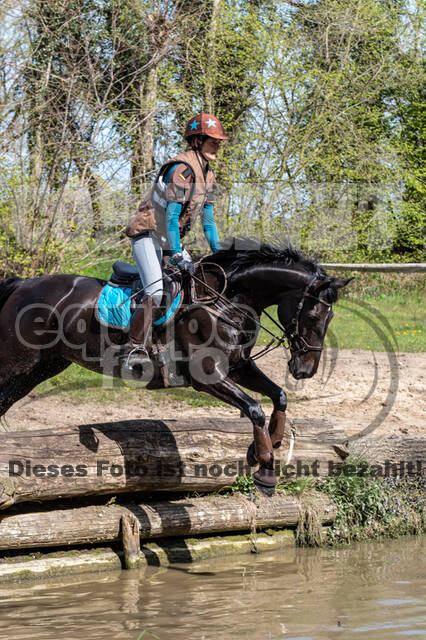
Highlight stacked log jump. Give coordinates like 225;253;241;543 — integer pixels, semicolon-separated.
0;416;423;581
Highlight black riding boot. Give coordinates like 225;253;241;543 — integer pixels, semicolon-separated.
121;295;154;367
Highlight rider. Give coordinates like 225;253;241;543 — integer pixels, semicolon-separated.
124;113;228;366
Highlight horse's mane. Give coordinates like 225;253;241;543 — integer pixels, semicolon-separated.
203;238;339;302
205;238;322;275
0;277;23;315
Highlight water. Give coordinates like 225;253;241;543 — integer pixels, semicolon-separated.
0;536;424;640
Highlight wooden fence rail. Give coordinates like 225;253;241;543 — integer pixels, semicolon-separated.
320;263;426;273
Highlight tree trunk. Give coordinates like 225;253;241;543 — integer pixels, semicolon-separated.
0;417;348;510
0;493;336;551
205;0;221;112
74;157;101;236
87;168;101;236
131;7;171;195
131;64;158;194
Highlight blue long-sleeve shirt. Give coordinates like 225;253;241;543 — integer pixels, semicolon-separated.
164;165;220;255
165;202;220;255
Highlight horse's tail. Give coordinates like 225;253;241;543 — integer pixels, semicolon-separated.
0;277;23;315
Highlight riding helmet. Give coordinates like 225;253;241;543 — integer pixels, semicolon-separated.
184;113;229;142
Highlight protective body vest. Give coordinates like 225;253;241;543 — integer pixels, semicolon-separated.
126;149;216;244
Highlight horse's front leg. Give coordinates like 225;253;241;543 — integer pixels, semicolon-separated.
190;366;277;493
230;358;287;466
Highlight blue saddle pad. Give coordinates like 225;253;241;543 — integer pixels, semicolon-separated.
96;284;133;329
96;283;182;329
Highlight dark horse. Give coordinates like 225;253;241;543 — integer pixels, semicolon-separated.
0;240;350;492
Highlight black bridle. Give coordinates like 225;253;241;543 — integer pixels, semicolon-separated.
262;274;332;358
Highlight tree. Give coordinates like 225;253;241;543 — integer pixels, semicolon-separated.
235;0;418;259
0;0;422;276
392;2;425;260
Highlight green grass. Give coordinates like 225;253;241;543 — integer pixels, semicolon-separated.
258;291;426;353
60;258;116;280
36;362;276;407
36;367;229;407
78;260;117;280
193;460;425;548
318;456;425;545
274;457;425;547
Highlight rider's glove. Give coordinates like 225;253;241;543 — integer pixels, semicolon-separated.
171;252;195;275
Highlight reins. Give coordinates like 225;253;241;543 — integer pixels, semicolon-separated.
189;269;288;353
189;268;330;361
118;260;330;363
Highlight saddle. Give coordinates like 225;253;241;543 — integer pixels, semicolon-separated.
110;259;227;315
96;259;226;331
110;260;181;328
96;259;227;388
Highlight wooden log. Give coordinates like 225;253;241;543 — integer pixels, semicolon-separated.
0;494;336;551
349;435;426;475
121;513;141;570
0;418;348;510
0;549;123;583
0;531;298;583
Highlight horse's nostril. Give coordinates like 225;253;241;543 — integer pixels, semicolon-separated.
289;363;313;380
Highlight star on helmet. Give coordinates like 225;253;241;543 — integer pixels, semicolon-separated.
184;113;229;141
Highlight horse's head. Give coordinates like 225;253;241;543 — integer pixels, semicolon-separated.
277;275;352;379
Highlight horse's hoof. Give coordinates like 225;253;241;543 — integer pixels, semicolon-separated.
253;468;277;497
246;441;257;467
253;477;276;497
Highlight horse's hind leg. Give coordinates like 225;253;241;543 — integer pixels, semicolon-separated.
0;358;70;418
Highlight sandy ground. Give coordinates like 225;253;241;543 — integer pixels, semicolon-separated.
3;349;425;439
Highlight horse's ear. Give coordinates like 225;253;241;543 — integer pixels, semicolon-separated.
333;276;354;289
314;278;333;293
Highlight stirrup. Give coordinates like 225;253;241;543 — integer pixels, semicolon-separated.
120;344;150;368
